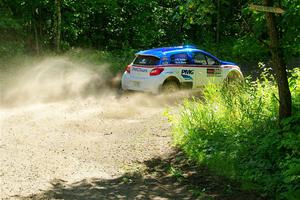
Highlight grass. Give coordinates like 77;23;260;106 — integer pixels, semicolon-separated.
168;67;300;199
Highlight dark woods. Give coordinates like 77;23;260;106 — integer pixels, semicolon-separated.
1;0;299;57
1;0;299;119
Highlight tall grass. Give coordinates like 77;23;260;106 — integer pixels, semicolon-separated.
169;68;300;199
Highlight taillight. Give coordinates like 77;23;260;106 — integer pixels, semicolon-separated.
125;65;131;73
150;68;164;76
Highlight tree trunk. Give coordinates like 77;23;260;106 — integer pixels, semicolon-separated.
33;21;40;55
54;0;61;53
31;3;40;55
264;0;292;120
216;0;221;44
38;6;43;52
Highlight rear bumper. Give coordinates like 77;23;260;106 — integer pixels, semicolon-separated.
121;72;164;93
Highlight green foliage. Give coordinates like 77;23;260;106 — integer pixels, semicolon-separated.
0;41;24;58
1;0;299;69
289;68;300;110
65;48;135;75
168;165;184;181
232;37;268;63
169;68;300;198
0;1;24;57
189;186;213;200
281;0;300;57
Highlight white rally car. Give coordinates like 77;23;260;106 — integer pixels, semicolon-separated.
121;45;243;93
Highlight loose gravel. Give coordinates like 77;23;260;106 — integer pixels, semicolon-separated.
0;93;175;199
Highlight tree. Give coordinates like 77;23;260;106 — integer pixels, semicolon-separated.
263;0;292;119
54;0;61;52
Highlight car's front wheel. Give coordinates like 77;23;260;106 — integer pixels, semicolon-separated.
225;71;243;83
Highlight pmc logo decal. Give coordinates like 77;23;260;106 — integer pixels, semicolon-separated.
181;69;194;80
182;69;194;75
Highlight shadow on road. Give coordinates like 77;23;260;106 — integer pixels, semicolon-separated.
16;151;264;200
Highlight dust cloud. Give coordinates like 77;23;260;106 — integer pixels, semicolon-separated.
0;57;190;198
1;57;188;109
1;57;112;106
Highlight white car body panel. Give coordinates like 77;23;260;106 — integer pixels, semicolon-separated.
121;47;243;93
122;64;243;93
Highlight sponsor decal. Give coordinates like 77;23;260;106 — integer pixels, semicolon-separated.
182;69;194;75
132;67;148;72
171;53;189;64
181;69;194;80
207;68;221;77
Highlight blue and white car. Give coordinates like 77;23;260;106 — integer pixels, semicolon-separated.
121;45;243;93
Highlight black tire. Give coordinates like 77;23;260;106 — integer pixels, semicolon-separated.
162;81;179;93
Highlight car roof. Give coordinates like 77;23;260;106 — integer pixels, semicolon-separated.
135;45;216;59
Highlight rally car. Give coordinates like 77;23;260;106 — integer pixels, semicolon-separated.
121;45;243;93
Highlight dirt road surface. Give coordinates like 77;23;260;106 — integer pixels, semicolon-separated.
1;58;264;200
0;58;189;199
0;90;186;199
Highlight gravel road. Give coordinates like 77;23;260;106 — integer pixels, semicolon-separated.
0;92;177;199
1;58;264;200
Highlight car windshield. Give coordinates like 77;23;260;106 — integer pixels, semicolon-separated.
133;55;160;66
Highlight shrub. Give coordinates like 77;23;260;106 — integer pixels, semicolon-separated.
169;68;300;199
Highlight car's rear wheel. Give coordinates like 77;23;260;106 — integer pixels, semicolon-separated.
162;81;179;93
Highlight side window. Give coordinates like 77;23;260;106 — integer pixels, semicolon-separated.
192;52;207;65
170;53;189;64
206;56;219;65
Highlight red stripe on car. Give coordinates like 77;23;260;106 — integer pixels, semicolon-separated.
132;64;221;69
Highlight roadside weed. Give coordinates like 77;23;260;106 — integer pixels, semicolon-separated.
169;68;300;198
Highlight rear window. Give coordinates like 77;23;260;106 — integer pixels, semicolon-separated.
133;55;160;66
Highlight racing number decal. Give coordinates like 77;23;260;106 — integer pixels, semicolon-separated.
181;69;194;80
207;68;221;77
